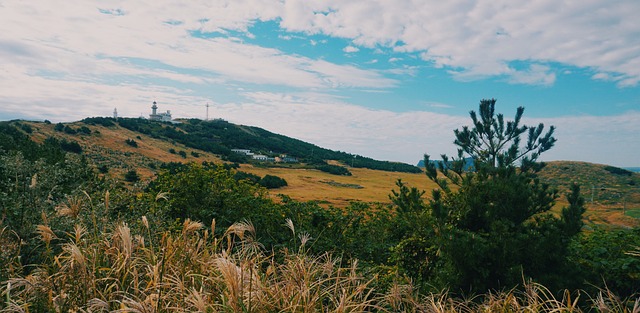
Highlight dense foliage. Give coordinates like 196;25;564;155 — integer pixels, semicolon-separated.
317;164;352;176
390;99;592;294
259;174;288;188
115;117;421;173
0;112;639;311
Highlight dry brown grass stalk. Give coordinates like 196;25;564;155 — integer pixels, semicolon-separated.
3;212;639;313
56;195;84;219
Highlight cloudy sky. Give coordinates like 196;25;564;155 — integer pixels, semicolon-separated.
1;1;639;167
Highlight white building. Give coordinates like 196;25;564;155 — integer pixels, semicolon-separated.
149;101;172;122
252;154;268;161
231;149;252;155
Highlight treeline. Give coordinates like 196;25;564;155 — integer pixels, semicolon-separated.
108;117;421;173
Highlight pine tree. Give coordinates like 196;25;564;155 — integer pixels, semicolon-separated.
420;99;583;293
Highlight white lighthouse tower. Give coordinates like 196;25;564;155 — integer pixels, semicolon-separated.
151;101;158;115
149;100;172;122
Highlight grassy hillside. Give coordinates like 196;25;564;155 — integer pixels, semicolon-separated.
11;119;640;227
539;161;640;227
19;119;433;204
2;119;640;309
114;117;421;173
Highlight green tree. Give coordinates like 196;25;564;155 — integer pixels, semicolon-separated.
124;169;140;182
417;99;582;293
259;174;288;189
149;163;268;227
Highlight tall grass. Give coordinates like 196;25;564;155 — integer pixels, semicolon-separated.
1;209;639;312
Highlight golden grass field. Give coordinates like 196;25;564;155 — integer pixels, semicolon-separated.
24;120;640;228
239;164;437;207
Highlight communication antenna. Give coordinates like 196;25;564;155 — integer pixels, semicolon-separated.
206;102;210;121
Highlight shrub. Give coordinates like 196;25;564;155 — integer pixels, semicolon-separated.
317;164;352;176
63;125;77;135
81;117;115;127
98;164;109;173
125;138;138;148
19;123;33;133
604;165;633;176
124;169;140;182
234;171;261;184
259;174;288;189
59;139;82;153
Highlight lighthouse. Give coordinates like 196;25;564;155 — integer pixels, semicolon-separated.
149;101;172;122
151;101;158;115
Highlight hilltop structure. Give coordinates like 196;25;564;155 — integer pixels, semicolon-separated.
149;101;172;122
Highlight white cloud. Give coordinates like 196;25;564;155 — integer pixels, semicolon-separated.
0;0;394;93
343;45;359;53
214;92;640;167
0;0;639;167
221;91;465;163
530;113;640;167
506;64;556;86
276;0;640;87
425;102;454;109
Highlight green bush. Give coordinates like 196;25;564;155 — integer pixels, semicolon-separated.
63;125;77;135
58;138;82;154
124;169;140;182
125;138;138;148
81;117;115;127
259;174;288;189
233;171;261;184
317;164;352;176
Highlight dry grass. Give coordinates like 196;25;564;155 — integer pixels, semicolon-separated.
2;208;639;312
240;164;438;207
25;121;222;181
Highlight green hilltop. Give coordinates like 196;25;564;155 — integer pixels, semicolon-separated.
84;116;421;173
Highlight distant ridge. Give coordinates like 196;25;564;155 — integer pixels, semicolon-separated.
416;157;474;170
625;167;640;173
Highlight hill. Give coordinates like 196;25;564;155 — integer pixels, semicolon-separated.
109;117;421;173
8;119;432;206
4;119;640;227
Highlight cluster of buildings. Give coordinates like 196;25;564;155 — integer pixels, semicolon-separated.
231;149;298;163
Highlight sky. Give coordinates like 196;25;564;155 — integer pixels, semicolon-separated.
1;1;639;167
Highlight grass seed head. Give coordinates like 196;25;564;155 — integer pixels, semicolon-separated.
36;225;56;245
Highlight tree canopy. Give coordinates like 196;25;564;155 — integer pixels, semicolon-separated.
392;99;584;293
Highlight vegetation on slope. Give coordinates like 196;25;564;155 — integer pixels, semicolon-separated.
1;98;640;311
112;117;422;173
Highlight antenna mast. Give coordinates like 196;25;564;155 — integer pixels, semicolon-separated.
206;102;210;121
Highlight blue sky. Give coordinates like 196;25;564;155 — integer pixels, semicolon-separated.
0;1;639;166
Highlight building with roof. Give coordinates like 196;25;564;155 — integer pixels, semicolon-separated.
149;101;172;122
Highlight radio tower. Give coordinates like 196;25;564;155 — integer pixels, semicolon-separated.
206;102;210;121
